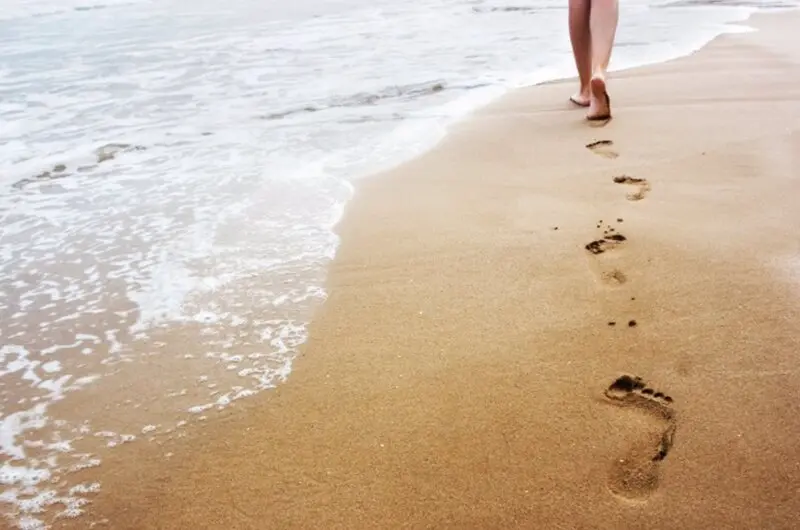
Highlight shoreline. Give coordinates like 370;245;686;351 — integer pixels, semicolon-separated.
1;7;765;529
334;7;761;186
53;9;800;530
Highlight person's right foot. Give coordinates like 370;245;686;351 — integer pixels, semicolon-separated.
587;75;611;120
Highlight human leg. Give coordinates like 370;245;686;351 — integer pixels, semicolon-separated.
587;0;619;120
568;0;592;106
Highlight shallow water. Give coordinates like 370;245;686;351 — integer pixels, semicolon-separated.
0;0;791;527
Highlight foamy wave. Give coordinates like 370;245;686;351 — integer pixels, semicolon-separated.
0;0;151;22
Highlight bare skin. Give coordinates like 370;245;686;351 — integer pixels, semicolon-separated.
568;0;592;107
568;0;619;119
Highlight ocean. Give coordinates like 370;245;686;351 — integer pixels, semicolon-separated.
0;0;794;527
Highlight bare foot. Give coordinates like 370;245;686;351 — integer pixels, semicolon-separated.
570;88;591;107
587;75;611;121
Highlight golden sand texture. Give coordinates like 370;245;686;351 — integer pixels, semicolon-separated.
73;11;800;530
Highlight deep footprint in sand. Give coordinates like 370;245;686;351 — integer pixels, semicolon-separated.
613;175;651;201
585;233;626;255
586;220;629;286
586;140;619;159
603;375;676;501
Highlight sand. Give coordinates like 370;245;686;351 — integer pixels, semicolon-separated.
66;10;800;530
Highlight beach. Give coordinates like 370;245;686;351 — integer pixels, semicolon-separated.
48;8;800;530
12;4;766;525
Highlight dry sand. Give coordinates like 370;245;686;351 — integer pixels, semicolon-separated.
67;10;800;530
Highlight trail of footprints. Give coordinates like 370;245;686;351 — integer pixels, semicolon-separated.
585;140;651;200
582;139;675;502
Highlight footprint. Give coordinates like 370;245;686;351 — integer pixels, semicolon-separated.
600;268;627;285
603;375;677;502
586;220;629;285
613;175;651;201
585;233;626;255
586;140;619;159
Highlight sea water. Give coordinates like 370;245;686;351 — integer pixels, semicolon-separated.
0;0;794;527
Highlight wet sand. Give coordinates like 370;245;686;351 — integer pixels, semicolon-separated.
72;10;800;530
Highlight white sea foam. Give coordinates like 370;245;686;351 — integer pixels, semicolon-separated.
2;0;796;527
